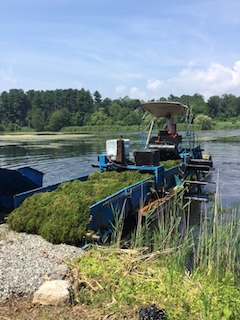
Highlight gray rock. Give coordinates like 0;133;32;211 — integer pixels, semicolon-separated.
46;264;69;280
32;280;73;306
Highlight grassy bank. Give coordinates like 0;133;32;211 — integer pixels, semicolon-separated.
65;195;240;319
1;120;240;136
61;121;240;133
4;189;240;319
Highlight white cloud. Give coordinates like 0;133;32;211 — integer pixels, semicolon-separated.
162;60;240;100
115;85;126;94
0;64;17;90
129;87;146;99
232;60;240;83
147;78;163;91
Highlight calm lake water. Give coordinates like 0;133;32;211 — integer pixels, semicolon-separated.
0;130;239;209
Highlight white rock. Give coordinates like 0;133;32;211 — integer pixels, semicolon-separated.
32;280;72;306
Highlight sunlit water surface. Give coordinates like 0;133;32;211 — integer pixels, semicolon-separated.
0;130;239;209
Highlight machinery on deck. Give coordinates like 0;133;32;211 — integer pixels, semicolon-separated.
99;101;213;202
141;101;187;161
85;101;214;239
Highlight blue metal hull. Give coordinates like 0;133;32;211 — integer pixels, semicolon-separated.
0;167;44;210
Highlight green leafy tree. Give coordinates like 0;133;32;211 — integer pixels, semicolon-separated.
74;89;93;125
101;97;112;111
41;90;55;117
206;96;221;118
168;94;180;102
93;90;102;103
191;93;206;115
220;94;238;119
2;87;240;132
180;93;206;116
107;102;130;125
0;91;10;130
89;108;110;125
93;90;102;112
31;108;45;131
124;110;141;125
234;96;240;116
194;114;213;130
7;89;29;129
179;94;191;107
47;108;71;131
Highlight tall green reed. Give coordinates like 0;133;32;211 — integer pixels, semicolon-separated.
109;176;239;280
193;171;240;279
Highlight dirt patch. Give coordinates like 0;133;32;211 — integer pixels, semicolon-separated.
0;297;88;320
0;296;136;319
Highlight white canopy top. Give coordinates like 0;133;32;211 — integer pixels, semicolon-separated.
141;101;188;118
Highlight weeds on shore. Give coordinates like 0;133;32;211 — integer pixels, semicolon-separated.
69;188;240;319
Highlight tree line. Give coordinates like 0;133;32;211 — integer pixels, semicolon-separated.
0;88;240;132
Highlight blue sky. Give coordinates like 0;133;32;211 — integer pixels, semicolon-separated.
1;0;240;101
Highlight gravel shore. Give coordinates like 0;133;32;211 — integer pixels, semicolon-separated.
0;224;84;302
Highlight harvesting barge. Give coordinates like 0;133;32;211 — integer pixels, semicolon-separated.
1;102;213;241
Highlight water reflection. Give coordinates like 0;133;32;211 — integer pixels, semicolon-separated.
202;139;240;209
0;130;239;209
